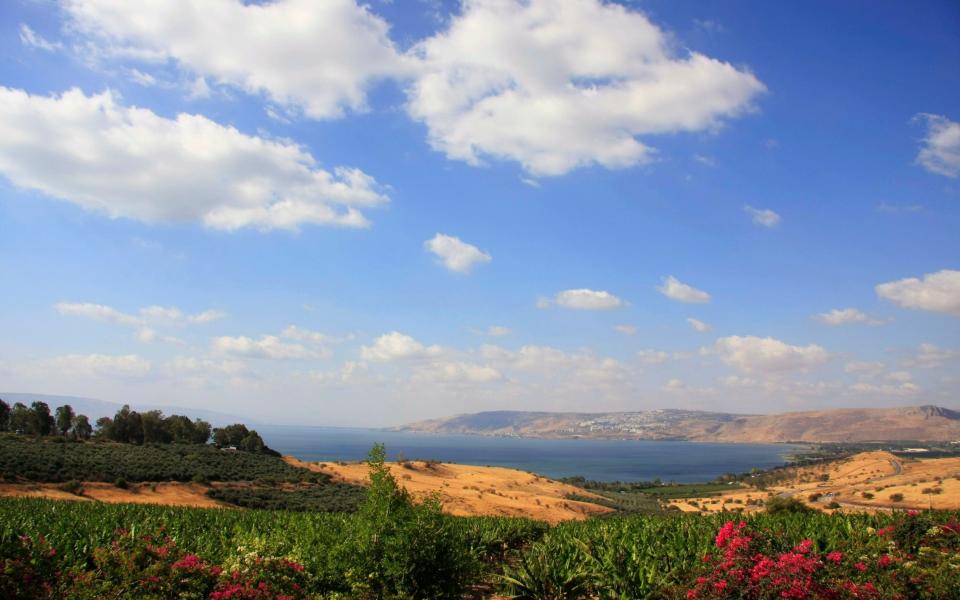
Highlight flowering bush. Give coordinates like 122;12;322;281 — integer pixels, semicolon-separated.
687;514;960;599
0;534;60;599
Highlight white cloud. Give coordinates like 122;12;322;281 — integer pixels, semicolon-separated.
55;302;141;326
637;349;669;365
212;335;318;360
415;361;503;384
0;87;388;230
657;275;711;304
485;325;511;337
552;288;624;310
914;113;960;177
64;0;407;119
687;317;712;332
875;269;960;316
693;154;716;167
424;233;492;273
360;332;443;362
614;324;637;336
849;381;920;397
128;68;158;87
57;301;224;327
281;325;336;344
844;361;885;376
661;378;686;392
43;353;151;378
814;308;883;326
484;344;625;384
188;309;226;324
19;24;62;52
406;0;764;176
710;335;829;374
136;327;183;345
743;205;781;227
902;343;958;369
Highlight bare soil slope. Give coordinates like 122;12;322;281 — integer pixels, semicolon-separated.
286;457;612;523
671;451;960;513
0;482;225;508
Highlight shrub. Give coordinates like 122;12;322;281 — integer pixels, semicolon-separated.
889;493;904;502
59;480;83;495
113;477;128;489
808;492;822;502
764;496;811;514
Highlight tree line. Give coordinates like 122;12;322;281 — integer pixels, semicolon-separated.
0;398;273;454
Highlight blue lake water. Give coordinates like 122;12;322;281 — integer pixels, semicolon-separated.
258;426;803;483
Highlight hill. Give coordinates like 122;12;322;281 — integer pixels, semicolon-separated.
397;405;960;443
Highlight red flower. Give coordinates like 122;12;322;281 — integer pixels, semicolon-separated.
854;562;867;572
877;555;894;568
826;551;844;563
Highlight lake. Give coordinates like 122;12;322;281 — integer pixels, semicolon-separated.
258;425;803;483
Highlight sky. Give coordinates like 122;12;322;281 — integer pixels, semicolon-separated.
0;0;958;427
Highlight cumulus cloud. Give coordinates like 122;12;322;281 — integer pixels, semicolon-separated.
902;343;958;369
56;301;224;327
814;308;883;326
710;335;829;374
64;0;407;119
43;353;151;378
743;205;781;227
914;114;960;177
414;361;503;384
360;332;443;362
0;87;388;231
551;289;625;310
55;302;141;326
844;361;885;376
687;317;712;332
657;276;711;304
212;335;319;360
875;269;960;316
406;0;764;176
424;233;492;273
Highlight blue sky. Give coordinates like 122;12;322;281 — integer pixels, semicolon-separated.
0;0;958;426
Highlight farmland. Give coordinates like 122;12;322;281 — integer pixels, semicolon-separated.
2;496;959;598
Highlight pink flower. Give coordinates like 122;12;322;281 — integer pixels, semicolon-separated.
794;539;814;554
854;562;867;572
826;551;844;563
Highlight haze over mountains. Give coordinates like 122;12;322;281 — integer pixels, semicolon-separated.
398;406;960;443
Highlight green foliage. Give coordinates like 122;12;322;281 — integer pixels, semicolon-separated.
207;484;364;512
338;442;476;598
59;480;83;495
55;405;74;437
0;434;321;483
0;398;9;432
765;495;813;514
212;423;274;454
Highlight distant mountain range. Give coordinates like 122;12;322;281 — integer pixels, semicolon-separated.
0;392;246;427
396;405;960;443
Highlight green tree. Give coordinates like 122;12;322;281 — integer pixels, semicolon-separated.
94;416;115;439
72;414;93;440
10;403;30;433
55;404;75;437
29;401;55;436
213;423;250;448
141;410;171;444
0;398;9;431
341;443;474;598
